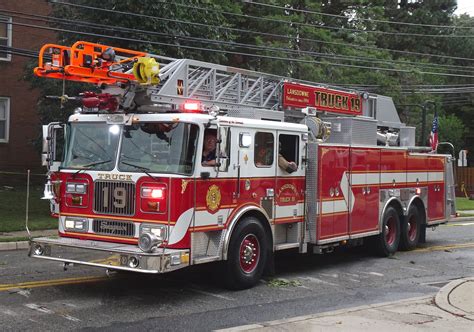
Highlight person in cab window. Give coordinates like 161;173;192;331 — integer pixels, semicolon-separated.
255;146;272;166
278;142;297;173
202;131;217;166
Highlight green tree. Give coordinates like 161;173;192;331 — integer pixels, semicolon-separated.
438;114;466;153
25;0;241;147
23;0;473;161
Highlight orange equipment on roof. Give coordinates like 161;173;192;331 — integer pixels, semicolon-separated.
34;41;148;85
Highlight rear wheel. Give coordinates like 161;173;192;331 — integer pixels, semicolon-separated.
400;205;421;251
225;217;268;290
374;206;400;257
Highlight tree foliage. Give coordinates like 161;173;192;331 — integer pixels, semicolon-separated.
438;114;467;154
25;0;473;160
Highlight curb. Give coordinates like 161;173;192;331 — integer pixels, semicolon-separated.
435;277;474;321
215;295;433;331
452;216;474;222
0;241;30;251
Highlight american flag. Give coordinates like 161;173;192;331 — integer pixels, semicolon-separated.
429;110;438;152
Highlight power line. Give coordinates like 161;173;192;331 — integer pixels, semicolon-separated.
402;89;474;94
441;101;473;106
8;20;474;79
0;45;41;59
4;10;474;74
72;0;474;38
2;44;471;97
48;1;474;62
248;0;474;30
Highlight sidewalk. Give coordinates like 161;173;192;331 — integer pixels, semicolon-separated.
0;229;57;251
219;277;474;331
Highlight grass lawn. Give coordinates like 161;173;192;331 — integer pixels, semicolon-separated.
0;186;57;232
456;197;474;211
0;236;29;242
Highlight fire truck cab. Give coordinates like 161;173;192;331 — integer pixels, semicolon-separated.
29;41;456;289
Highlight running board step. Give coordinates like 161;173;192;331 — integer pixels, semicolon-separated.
193;255;220;264
274;243;300;251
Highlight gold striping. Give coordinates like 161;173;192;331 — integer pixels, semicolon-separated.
414;242;474;253
0;275;110;292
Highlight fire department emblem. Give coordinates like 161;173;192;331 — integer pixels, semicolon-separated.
206;185;221;212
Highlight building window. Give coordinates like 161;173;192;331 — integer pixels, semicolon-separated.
0;97;10;143
0;16;12;61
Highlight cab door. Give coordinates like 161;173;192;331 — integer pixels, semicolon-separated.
274;132;305;225
215;129;276;222
193;126;234;231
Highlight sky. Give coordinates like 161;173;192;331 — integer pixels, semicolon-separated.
455;0;474;16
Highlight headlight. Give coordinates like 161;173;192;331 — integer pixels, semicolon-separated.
128;256;140;268
66;182;87;194
139;224;167;240
138;233;161;253
33;245;44;256
64;217;88;232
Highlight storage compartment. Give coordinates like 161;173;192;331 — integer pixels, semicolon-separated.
323;116;377;146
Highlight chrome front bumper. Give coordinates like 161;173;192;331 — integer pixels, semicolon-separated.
29;237;190;274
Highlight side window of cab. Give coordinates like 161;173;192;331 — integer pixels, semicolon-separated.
202;128;217;167
254;132;274;167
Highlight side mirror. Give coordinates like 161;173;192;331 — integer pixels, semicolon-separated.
42;122;64;171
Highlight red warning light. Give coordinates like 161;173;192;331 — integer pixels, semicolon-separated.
182;101;201;112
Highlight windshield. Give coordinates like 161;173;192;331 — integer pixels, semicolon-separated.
63;123;120;170
118;122;199;175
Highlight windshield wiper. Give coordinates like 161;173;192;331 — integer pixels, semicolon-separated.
73;159;112;176
121;161;159;181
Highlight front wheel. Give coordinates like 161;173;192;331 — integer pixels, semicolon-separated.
225;217;268;290
399;205;422;251
374;206;400;257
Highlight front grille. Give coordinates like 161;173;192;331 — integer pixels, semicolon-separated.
93;219;135;238
94;181;135;216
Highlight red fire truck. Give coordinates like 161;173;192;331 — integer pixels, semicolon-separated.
29;41;456;289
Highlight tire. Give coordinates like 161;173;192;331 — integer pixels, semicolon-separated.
399;205;421;251
374;206;400;257
224;217;268;290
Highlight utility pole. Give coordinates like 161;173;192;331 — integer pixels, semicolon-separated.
397;100;436;146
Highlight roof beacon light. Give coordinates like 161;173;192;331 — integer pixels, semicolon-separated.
183;101;202;112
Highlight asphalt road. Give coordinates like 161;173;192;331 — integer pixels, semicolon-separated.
0;220;473;331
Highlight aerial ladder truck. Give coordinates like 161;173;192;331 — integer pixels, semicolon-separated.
29;41;456;289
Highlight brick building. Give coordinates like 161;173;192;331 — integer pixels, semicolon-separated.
0;0;56;173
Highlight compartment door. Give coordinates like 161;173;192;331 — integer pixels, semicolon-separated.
349;148;380;235
317;145;349;242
